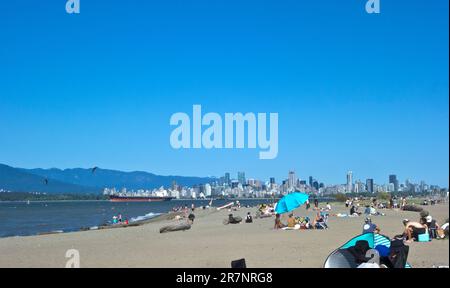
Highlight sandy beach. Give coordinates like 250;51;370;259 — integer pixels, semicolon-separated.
0;202;448;268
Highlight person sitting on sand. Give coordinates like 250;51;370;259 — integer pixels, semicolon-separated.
287;213;296;228
274;214;286;230
303;217;313;229
245;212;253;223
325;203;332;211
362;217;380;234
350;205;361;217
425;216;439;239
314;212;328;229
403;219;428;242
188;213;196;224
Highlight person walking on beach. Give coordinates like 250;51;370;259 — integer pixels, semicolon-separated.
314;198;319;210
274;214;286;229
306;199;311;210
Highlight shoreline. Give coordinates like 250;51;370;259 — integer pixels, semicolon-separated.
0;199;434;239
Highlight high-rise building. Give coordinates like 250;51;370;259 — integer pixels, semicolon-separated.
288;171;296;189
205;184;212;197
309;176;313;187
224;173;231;186
346;171;353;193
312;181;319;191
389;175;399;192
270;177;276;185
238;172;246;185
366;179;374;193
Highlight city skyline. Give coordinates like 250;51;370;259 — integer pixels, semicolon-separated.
216;170;446;190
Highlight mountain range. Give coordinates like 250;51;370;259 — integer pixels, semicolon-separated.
0;163;215;194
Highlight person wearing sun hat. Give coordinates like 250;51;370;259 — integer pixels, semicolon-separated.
426;215;439;239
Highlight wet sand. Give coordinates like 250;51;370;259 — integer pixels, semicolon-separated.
0;202;448;268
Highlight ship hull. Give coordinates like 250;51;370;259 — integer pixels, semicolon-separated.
109;196;174;202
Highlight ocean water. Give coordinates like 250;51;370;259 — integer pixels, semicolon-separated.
0;199;277;238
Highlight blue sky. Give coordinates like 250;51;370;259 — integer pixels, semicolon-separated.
0;0;448;186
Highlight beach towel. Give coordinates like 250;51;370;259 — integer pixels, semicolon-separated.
282;224;301;230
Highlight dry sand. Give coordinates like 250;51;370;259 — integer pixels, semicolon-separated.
0;202;448;268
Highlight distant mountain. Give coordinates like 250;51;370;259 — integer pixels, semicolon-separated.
0;164;99;194
0;163;215;194
25;167;215;190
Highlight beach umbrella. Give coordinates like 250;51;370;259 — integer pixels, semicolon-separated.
275;192;309;214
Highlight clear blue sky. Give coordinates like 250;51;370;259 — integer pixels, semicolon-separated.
1;0;448;187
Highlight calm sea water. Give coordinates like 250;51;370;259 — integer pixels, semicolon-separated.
0;199;277;238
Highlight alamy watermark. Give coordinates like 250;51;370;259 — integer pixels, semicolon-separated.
66;1;379;15
365;0;380;14
65;249;80;268
170;105;278;160
66;0;80;14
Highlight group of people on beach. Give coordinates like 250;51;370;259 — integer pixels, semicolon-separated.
401;212;448;243
274;211;329;230
112;213;129;225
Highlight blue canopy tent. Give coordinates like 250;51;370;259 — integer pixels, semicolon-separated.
324;233;411;268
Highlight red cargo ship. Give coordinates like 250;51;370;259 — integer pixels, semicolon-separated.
109;195;174;202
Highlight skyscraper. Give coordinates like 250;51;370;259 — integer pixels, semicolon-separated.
389;175;399;192
309;176;313;187
224;172;231;186
366;179;374;193
312;181;319;191
238;172;246;185
205;184;212;197
270;177;276;185
288;171;296;190
346;171;353;193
